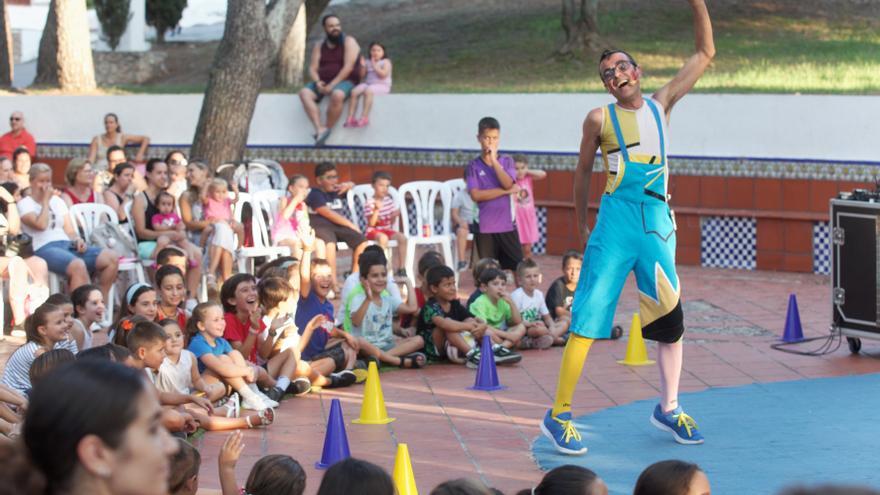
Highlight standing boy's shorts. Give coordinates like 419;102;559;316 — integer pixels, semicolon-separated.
474;230;523;271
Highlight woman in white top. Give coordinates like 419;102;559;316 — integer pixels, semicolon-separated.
0;183;49;330
17;163;119;303
87;113;150;172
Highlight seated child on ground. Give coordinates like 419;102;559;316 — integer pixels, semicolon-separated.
511;258;569;348
469;268;524;364
295;258;359;386
155;319;272;430
317;458;394;495
400;250;445;329
343;251;424;368
417;265;487;367
467;257;500;308
545;250;581;322
125;320;215;433
1;303;78;395
337;245;402;326
187;302;281;412
168;439;201;495
363;171;407;277
219;430;307;495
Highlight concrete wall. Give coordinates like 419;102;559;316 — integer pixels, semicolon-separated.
4;93;879;162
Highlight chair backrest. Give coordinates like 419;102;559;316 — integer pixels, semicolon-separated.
443;178;466;200
347;184;401;232
69;204;120;240
397;181;452;237
241;193;274;249
250;190;283;223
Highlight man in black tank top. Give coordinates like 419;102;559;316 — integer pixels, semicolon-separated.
298;14;362;147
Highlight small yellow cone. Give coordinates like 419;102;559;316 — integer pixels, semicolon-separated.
617;313;655;366
392;443;419;495
353;361;396;424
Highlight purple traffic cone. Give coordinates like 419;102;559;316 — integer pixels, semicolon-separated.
782;293;804;343
468;334;506;391
315;398;351;469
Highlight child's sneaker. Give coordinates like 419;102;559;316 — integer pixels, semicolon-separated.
540;409;587;455
465;347;481;369
650;404;704;445
287;378;312;396
327;370;357;388
241;396;269;412
492;344;522;365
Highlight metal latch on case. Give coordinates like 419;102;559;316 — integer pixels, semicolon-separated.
832;227;845;246
833;288;845;306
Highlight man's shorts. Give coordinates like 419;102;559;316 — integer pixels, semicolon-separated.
36;240;102;275
315;223;366;249
309;342;347;372
304;80;356;102
569;195;684;344
474;230;523;271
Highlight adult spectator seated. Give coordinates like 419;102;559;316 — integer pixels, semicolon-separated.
305;161;367;292
87;113;150;173
60;158;102;207
298;14;361;147
0;156;12;183
0;182;49;331
12;148;31;190
0;111;36;157
102;144;147;193
17;163;119;302
131;158;202;300
102;162;135;224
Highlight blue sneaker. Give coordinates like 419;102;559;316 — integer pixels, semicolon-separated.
650;404;704;444
540;409;587;455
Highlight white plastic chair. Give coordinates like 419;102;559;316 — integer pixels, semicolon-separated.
397;181;455;284
443;178;475;267
69;203;147;327
235;193;290;273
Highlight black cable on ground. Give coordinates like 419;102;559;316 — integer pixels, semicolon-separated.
770;327;842;356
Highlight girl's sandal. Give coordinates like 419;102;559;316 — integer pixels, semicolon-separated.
224;393;240;419
245;407;275;428
398;352;427;369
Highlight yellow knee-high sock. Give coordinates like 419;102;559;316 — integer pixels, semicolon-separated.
551;334;594;417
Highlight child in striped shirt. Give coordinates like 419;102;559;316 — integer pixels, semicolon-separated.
363;171;407;277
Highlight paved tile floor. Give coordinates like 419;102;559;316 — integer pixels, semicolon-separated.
4;257;880;494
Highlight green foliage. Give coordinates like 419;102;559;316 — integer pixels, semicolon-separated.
94;0;132;51
146;0;188;43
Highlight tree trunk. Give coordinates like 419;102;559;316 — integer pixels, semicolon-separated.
305;0;332;35
275;1;306;88
191;0;303;168
0;0;13;87
33;0;96;91
558;0;600;56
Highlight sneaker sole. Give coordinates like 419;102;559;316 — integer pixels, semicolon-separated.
495;354;522;365
539;419;588;455
649;414;704;445
352;368;368;383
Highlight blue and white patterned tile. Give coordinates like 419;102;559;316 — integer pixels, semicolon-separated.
813;221;831;275
700;216;756;270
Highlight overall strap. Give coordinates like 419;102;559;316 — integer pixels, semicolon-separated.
607;103;630;162
644;98;666;166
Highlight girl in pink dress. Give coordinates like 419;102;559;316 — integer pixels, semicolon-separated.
344;42;392;128
203;178;245;283
514;155;547;259
271;174;313;259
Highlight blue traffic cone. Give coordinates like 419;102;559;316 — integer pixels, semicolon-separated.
782;293;804;343
315;398;351;469
468;334;506;391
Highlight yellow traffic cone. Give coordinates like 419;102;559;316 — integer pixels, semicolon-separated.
353;361;396;424
617;313;655;366
392;443;419;495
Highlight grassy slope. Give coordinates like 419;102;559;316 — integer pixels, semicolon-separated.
378;2;880;94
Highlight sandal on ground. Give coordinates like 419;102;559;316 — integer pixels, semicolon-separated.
343;116;358;128
224;393;240;418
357;117;369;127
398;352;427;369
246;407;275;428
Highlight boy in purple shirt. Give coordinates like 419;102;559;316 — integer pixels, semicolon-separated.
465;117;524;271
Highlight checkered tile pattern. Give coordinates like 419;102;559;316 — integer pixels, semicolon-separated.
533;207;547;255
813;221;831;275
700;216;756;270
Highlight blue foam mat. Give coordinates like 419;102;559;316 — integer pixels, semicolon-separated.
532;374;880;495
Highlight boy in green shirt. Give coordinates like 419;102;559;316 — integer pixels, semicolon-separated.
469;268;524;365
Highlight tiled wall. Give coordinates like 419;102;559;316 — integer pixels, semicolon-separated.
39;150;876;273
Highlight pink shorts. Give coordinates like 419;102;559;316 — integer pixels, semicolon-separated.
366;228;397;241
354;83;391;95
